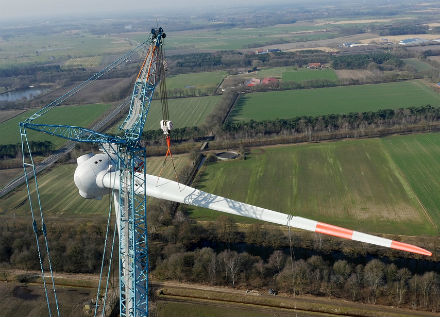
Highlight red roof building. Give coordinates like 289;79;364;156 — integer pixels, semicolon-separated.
261;77;278;85
308;63;322;69
246;78;261;87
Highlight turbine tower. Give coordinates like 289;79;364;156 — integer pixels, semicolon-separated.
19;27;431;317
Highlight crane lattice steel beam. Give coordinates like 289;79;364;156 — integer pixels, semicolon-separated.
20;27;167;317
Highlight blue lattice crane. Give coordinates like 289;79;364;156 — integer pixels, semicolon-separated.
20;27;167;317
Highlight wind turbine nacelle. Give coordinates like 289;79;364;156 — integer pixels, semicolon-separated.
74;153;112;200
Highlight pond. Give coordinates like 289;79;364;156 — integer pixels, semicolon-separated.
0;88;45;102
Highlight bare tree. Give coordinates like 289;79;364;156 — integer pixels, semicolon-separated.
395;268;411;306
364;259;385;304
332;260;352;287
267;250;285;275
291;259;311;296
218;250;241;287
420;272;437;308
409;274;421;309
208;250;218;285
192;247;215;282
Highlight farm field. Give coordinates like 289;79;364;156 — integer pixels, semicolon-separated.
190;133;440;236
249;66;338;83
63;56;103;69
0;154;191;216
0;109;25;124
165;71;227;91
428;55;440;64
0;168;22;188
157;299;312;317
335;69;377;81
230;80;440;121
0;32;132;68
382;133;440;228
0;103;112;147
0;282;93;317
403;58;434;72
282;68;337;82
109;96;220;133
126;23;338;51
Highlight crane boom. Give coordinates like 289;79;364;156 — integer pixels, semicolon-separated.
121;28;165;141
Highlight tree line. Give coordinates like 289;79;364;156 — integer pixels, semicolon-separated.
139;99;440;154
241;72;418;95
377;24;428;36
167;50;332;75
332;53;403;70
2;171;439;313
221;105;440;140
0;220;105;273
0;141;53;159
146;203;440;312
154;248;440;310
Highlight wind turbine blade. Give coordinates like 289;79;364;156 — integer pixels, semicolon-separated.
100;172;432;256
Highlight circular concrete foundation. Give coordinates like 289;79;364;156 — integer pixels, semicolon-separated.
216;151;239;160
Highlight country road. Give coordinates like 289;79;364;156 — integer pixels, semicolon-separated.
0;100;129;198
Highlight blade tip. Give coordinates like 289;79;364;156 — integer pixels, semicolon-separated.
391;240;432;256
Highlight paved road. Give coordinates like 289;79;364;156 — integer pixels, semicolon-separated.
0;100;129;198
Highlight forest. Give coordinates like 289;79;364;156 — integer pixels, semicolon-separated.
331;53;403;70
221;105;440;139
0;141;53;159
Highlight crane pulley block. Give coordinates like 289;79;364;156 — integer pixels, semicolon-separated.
160;119;173;135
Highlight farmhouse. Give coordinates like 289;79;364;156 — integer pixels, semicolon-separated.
255;48;281;54
307;62;322;69
262;77;278;85
246;78;261;87
399;38;428;45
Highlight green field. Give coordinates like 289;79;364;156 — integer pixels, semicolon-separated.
0;32;132;68
252;66;298;78
282;68;338;82
190;133;440;236
63;56;103;69
230;80;440;121
383;133;440;227
127;23;337;51
403;58;434;72
143;96;220;130
0;154;190;215
165;71;227;91
249;67;338;83
109;96;220;133
0;103;112;146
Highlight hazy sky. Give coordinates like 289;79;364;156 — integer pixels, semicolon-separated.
1;0;293;20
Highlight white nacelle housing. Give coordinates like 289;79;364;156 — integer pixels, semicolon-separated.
74;153;113;199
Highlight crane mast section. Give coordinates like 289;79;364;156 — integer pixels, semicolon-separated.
117;147;148;317
121;31;165;142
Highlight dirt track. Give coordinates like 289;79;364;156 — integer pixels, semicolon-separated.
2;270;440;317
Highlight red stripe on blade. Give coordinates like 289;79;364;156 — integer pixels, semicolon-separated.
391;241;432;256
315;222;353;240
